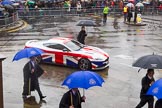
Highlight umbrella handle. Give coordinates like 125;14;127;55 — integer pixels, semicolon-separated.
138;68;141;72
29;78;31;95
83;88;85;96
70;92;73;106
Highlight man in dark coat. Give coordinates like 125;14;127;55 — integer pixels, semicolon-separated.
134;6;138;24
155;99;162;108
136;69;155;108
127;7;133;23
77;26;87;44
59;88;86;108
22;56;46;100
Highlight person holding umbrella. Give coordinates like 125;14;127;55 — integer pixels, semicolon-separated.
155;99;162;108
60;70;104;108
59;88;86;108
135;69;155;108
146;78;162;108
77;26;87;44
22;56;47;100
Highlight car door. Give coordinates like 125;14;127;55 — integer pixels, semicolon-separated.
45;43;71;65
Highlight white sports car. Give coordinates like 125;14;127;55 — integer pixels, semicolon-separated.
25;37;109;70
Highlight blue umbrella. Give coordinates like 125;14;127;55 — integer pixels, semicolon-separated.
147;78;162;99
13;47;44;61
1;0;13;5
62;71;104;89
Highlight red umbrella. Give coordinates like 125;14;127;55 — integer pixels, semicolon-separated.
128;0;135;3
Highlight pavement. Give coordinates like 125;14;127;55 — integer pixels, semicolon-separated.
142;15;162;21
122;15;162;26
124;21;147;26
0;20;28;33
1;14;162;108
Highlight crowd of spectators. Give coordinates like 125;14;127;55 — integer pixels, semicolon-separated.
17;0;162;11
0;0;162;19
0;0;17;18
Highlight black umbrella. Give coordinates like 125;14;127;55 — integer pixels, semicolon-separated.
76;20;97;26
132;53;162;69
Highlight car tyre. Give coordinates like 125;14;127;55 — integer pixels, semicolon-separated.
78;58;91;70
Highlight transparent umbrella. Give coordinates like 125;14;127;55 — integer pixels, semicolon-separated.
126;2;135;8
136;2;144;7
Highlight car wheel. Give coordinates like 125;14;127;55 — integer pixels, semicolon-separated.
35;55;42;64
78;58;91;70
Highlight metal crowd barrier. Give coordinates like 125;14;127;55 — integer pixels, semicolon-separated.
0;7;161;27
0;12;19;28
16;7;123;18
16;7;162;18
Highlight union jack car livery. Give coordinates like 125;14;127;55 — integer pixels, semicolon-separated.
25;37;109;70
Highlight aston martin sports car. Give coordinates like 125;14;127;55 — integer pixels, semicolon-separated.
25;37;109;70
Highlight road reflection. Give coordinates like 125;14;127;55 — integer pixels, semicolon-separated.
40;63;109;83
23;96;46;108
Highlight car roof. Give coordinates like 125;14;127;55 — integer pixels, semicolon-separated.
48;37;72;44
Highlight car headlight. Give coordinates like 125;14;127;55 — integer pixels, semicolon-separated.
93;57;103;60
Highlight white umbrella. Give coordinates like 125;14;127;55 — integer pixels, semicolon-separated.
12;2;19;6
136;2;144;7
142;1;150;5
0;8;5;11
126;2;135;8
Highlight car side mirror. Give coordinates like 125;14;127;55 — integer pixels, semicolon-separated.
63;48;69;52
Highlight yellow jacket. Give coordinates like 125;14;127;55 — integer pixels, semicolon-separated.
123;6;128;13
103;6;109;14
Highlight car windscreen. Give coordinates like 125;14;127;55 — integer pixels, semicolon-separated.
64;40;83;51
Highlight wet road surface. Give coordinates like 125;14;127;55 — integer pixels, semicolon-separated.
1;15;162;108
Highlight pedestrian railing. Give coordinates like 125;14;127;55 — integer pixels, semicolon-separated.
0;12;19;28
16;7;162;18
0;7;161;27
17;7;104;18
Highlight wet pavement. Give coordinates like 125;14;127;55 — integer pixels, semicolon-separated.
1;15;162;108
